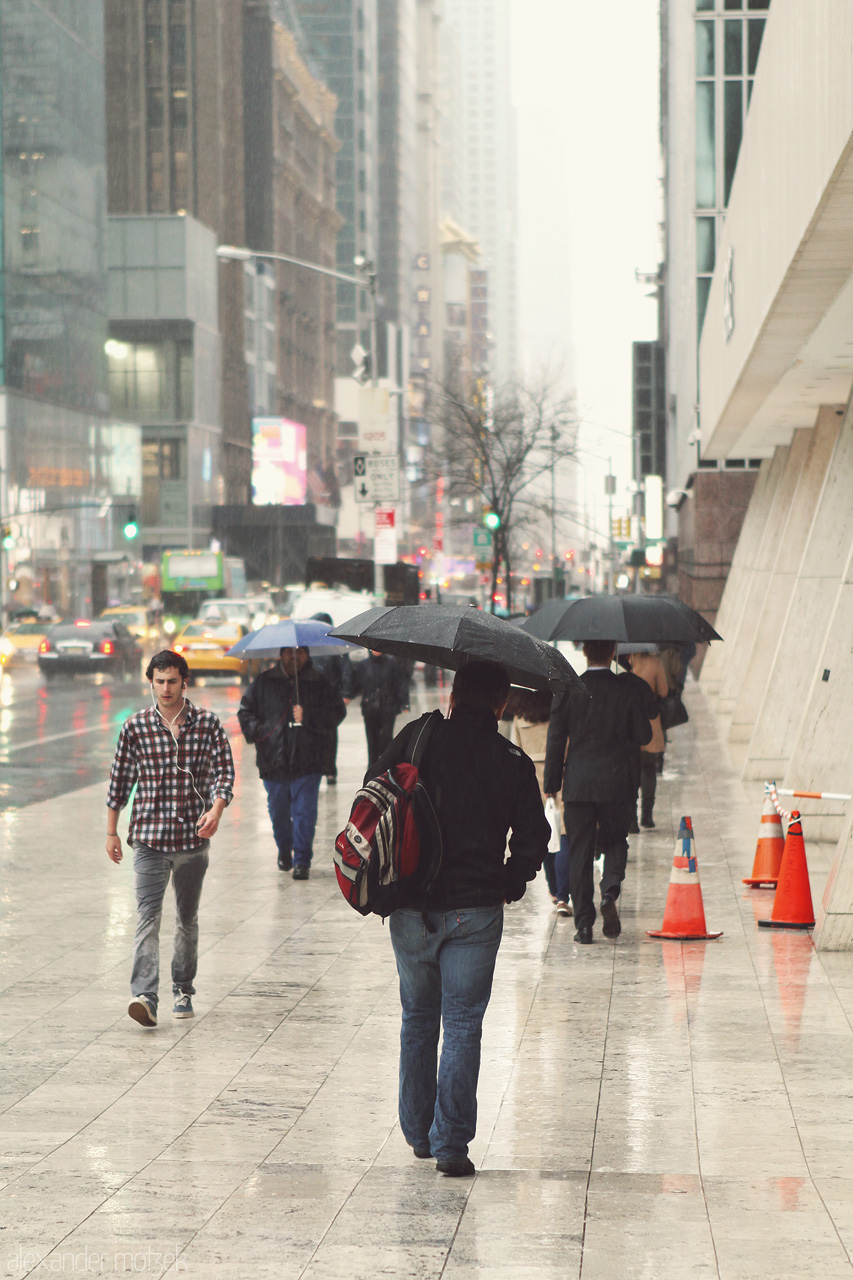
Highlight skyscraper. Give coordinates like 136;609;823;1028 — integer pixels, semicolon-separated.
296;0;379;373
442;0;518;386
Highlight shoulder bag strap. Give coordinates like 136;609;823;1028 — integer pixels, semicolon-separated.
408;709;443;769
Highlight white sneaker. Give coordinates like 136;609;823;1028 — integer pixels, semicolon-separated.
555;901;573;917
128;995;157;1027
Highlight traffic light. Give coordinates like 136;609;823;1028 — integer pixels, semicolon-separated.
1;526;13;550
482;506;501;531
123;510;139;540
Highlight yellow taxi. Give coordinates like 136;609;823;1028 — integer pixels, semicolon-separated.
100;605;162;646
0;617;51;668
173;619;256;683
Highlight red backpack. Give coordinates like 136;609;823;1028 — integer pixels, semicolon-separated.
334;711;443;917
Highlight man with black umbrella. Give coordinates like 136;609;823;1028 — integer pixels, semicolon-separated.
544;640;653;943
366;660;550;1176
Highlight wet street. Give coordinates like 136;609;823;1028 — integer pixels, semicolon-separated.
0;668;247;811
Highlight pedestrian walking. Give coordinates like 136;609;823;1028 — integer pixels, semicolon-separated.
367;660;549;1176
106;649;235;1028
511;687;560;902
308;611;352;785
622;648;667;829
238;646;346;878
544;640;653;943
343;649;409;767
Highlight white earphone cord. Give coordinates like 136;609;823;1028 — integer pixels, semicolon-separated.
152;685;209;819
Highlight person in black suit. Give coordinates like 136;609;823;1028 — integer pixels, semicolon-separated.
544;640;653;943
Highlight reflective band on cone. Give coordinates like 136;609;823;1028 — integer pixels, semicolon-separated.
743;788;785;887
647;816;723;941
757;811;815;930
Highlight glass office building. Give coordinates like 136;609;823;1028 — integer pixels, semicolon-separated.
295;0;378;367
0;0;135;617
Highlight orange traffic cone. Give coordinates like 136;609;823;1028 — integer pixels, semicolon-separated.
758;811;815;930
647;816;722;941
743;787;785;887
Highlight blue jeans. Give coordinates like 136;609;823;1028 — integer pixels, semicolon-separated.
389;905;504;1162
263;774;322;867
131;842;209;1009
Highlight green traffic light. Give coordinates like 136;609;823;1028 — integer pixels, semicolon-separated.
483;510;501;531
123;520;139;540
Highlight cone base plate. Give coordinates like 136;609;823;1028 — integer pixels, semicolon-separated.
742;878;778;887
647;930;723;940
757;919;814;930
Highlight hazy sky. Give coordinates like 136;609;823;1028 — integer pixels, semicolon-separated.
512;0;661;541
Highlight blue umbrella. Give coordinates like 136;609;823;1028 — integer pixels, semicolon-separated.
226;619;356;660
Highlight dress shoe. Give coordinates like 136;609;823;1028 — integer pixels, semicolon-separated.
628;817;640;834
436;1156;475;1177
277;855;292;871
574;926;593;944
641;815;655;829
411;1144;431;1159
292;865;310;880
601;895;621;939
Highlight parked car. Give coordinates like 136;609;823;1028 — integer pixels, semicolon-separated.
173;619;256;683
0;617;51;668
99;605;162;646
37;619;143;682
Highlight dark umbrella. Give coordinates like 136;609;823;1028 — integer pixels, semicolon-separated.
518;594;722;644
328;604;586;694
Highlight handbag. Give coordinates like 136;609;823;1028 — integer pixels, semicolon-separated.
544;796;562;854
659;689;689;730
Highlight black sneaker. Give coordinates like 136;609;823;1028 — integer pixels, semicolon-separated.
436;1156;475;1177
641;815;655;829
277;855;292;870
601;896;621;939
292;865;310;880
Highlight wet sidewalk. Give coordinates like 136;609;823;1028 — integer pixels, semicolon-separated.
2;681;853;1278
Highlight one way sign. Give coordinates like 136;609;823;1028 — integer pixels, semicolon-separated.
353;454;400;503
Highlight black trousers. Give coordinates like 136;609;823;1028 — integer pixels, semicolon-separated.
563;799;631;931
364;710;396;768
639;753;658;819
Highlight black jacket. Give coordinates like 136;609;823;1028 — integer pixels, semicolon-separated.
543;668;653;804
344;652;409;717
366;703;550;909
238;661;346;779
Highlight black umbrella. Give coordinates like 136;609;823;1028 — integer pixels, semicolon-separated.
518;594;722;644
328;604;586;694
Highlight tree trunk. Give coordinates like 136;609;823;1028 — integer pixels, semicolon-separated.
504;543;513;613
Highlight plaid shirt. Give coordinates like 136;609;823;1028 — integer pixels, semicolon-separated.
107;702;235;852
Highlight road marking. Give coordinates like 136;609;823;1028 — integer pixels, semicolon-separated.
1;722;117;755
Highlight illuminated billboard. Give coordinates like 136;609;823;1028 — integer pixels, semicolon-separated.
251;418;307;505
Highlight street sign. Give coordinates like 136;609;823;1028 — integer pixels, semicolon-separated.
475;560;492;573
375;507;397;565
354;453;400;503
473;528;493;550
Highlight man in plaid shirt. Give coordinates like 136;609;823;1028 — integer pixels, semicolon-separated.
106;650;234;1028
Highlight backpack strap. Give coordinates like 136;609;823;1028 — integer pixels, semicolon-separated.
407;709;443;770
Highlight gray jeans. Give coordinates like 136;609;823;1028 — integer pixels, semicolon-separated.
131;842;210;1009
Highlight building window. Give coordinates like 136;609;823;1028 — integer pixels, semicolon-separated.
171;89;188;128
696;216;716;272
147;88;164;128
697;276;712;337
169;22;187;66
695;81;715;207
747;18;765;72
723;79;743;203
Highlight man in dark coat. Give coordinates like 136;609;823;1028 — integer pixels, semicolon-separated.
366;660;549;1177
344;649;409;767
238;646;346;879
309;612;352;785
544;640;653;943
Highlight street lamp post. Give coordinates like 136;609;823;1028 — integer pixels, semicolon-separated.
216;244;378;387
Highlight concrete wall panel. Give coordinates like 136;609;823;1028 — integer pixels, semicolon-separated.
815;803;853;949
715;446;795;720
700;457;776;697
730;413;841;745
782;577;853;841
744;405;848;779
